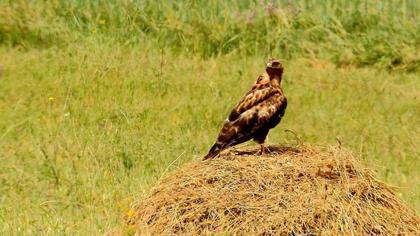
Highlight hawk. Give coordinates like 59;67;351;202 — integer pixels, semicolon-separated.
203;59;287;160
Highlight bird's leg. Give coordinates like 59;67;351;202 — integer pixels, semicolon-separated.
257;143;267;155
255;134;269;155
258;142;272;155
259;143;265;155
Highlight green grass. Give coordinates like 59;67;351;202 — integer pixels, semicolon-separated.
0;0;419;235
1;0;419;71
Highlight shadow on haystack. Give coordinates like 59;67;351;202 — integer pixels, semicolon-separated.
120;145;419;235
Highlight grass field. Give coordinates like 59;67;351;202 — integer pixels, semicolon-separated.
0;1;419;235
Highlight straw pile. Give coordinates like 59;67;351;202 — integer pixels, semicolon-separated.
124;145;419;235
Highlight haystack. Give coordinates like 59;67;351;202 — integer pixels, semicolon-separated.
125;145;419;235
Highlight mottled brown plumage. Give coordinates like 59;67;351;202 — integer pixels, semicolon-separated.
204;59;287;160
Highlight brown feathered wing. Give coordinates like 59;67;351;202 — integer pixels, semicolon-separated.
204;84;287;160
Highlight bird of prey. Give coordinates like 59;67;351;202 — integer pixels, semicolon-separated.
203;59;287;160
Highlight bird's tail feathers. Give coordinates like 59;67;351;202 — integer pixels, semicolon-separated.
203;142;223;160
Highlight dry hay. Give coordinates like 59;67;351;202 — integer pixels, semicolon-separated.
125;145;420;235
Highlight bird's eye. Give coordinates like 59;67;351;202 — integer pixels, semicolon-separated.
271;61;280;67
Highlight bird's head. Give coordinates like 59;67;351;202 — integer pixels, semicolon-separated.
265;58;283;78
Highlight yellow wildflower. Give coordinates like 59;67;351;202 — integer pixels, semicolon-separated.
127;209;136;218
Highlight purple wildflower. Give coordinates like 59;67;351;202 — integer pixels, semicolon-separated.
265;1;277;16
247;12;255;24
